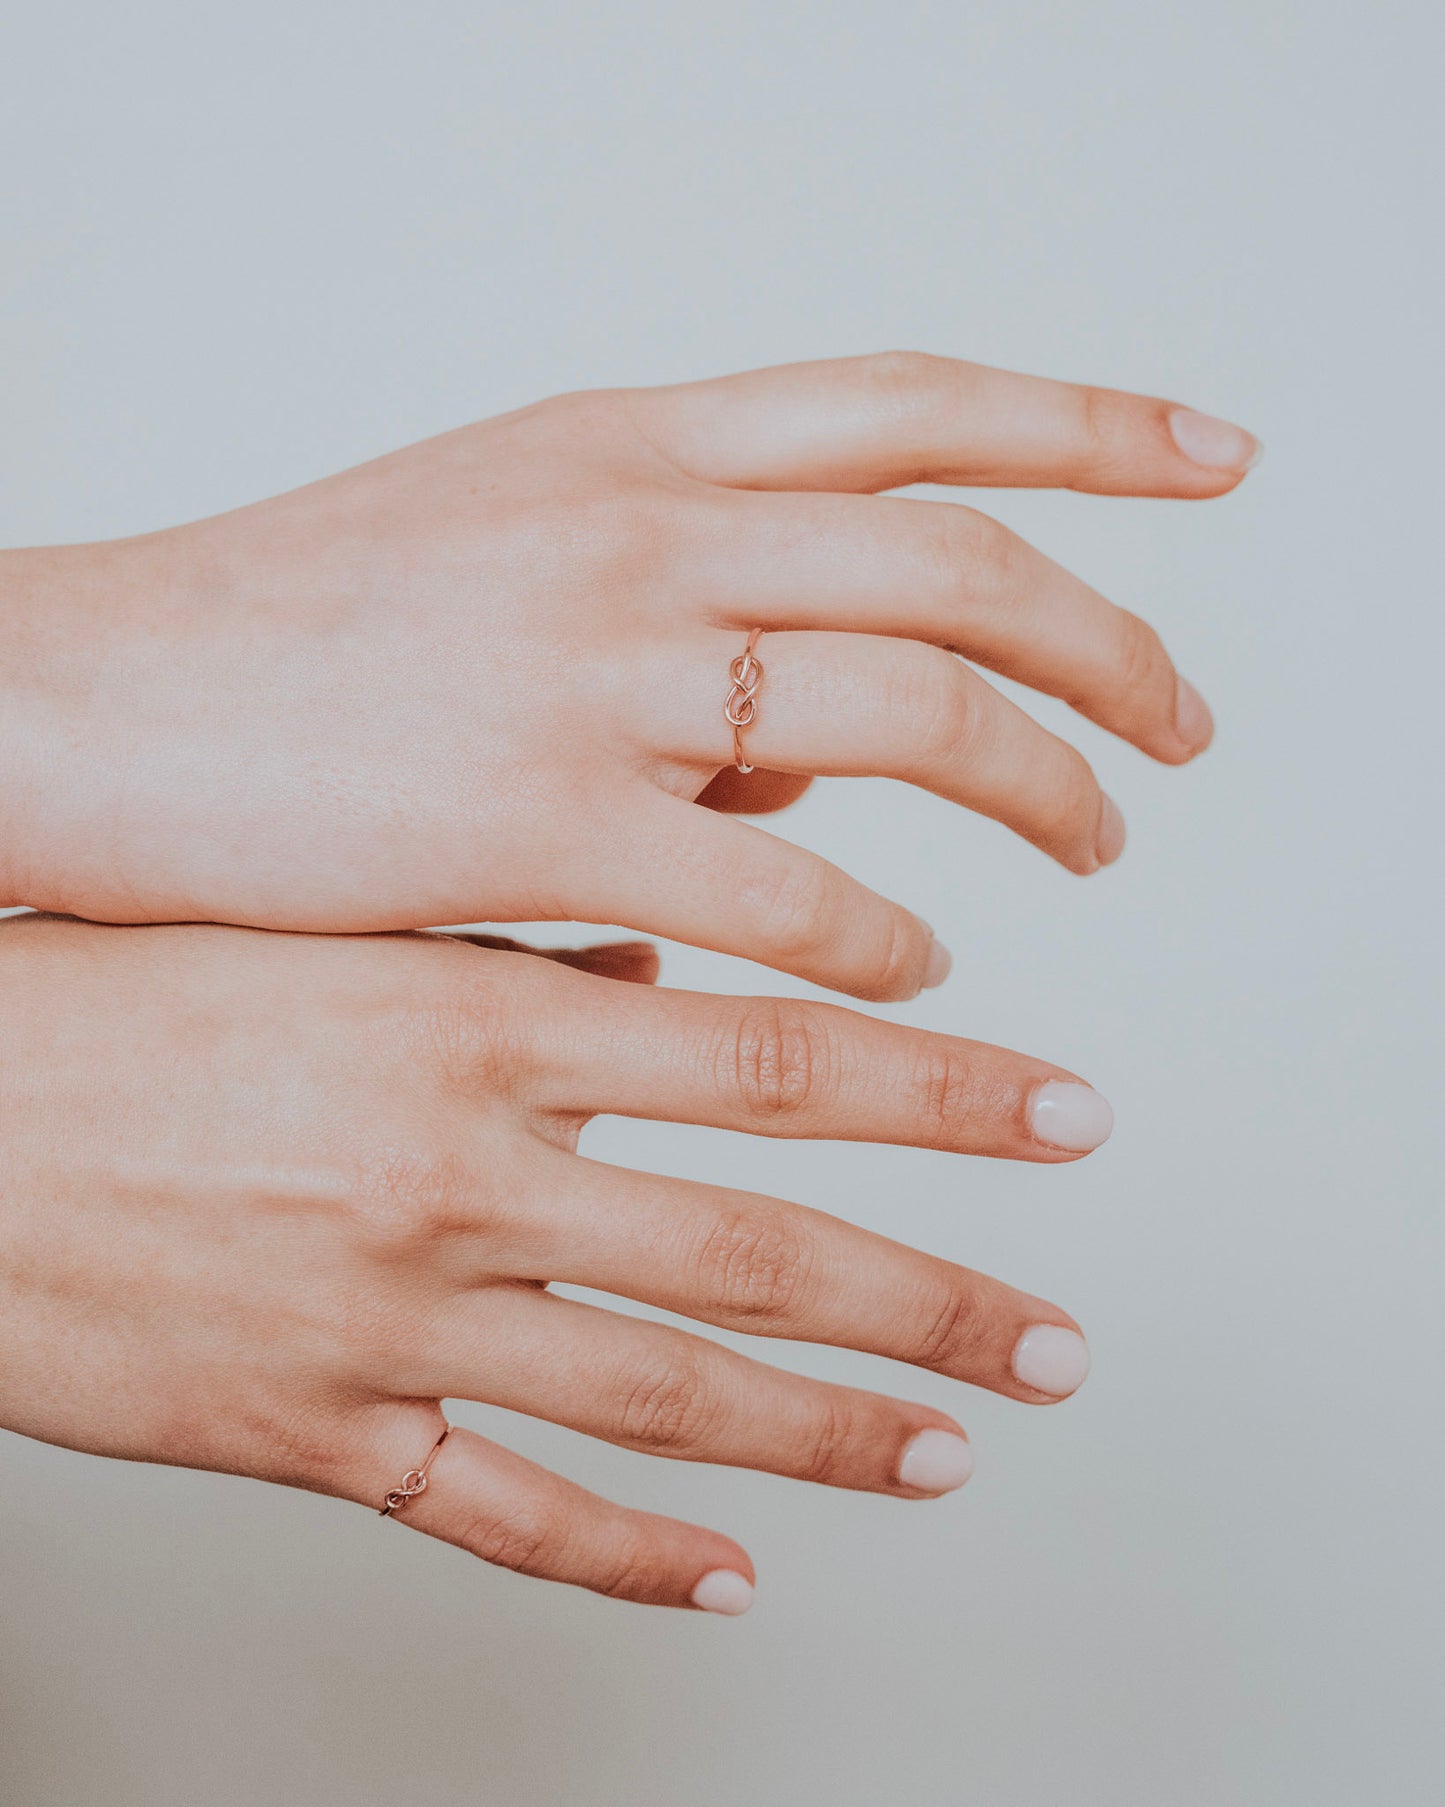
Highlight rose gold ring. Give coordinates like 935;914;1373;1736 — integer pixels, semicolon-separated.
379;1422;451;1517
724;629;764;774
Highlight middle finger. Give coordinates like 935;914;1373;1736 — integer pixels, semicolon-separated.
502;1145;1093;1406
697;488;1213;764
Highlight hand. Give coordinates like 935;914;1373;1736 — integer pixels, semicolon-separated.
0;352;1256;998
0;914;1110;1611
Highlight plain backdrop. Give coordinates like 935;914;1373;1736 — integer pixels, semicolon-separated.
2;4;1442;1803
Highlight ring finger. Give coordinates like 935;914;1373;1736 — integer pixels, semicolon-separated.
665;628;1122;875
418;1286;980;1498
496;1148;1091;1405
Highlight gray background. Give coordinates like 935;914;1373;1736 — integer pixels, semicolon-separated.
2;3;1441;1802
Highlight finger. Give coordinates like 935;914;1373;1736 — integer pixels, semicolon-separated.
711;490;1213;763
520;964;1112;1161
424;1290;978;1498
696;767;815;814
350;1407;755;1612
497;1147;1090;1405
583;791;949;1003
442;933;660;985
637;350;1261;496
660;630;1122;876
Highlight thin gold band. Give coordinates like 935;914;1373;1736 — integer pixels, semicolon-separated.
724;628;764;774
379;1423;451;1517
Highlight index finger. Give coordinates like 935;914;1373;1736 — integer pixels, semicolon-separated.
522;967;1114;1162
637;349;1261;497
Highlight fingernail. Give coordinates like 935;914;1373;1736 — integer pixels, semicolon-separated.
923;937;953;989
691;1569;755;1616
1174;675;1214;751
898;1428;974;1494
1012;1325;1092;1398
1168;407;1263;472
1029;1079;1114;1151
1095;795;1126;867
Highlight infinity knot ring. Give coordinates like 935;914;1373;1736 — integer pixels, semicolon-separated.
724;629;765;774
379;1423;451;1517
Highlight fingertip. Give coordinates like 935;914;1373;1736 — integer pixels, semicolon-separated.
897;1427;974;1495
844;912;943;1003
1095;795;1127;867
1173;675;1215;756
1028;1079;1114;1153
1012;1325;1092;1400
691;1567;756;1616
1167;406;1263;478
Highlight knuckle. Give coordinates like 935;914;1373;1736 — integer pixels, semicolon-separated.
594;1537;660;1602
940;505;1015;595
695;1207;813;1321
749;856;842;964
726;999;834;1120
906;1042;992;1142
1077;384;1127;468
864;905;925;1004
460;1501;564;1577
913;1281;991;1373
862;349;948;413
898;648;976;769
350;1147;481;1250
531;386;639;457
576;483;678;572
796;1396;852;1485
414;967;533;1102
1110;609;1174;712
1042;748;1103;849
617;1356;716;1454
744;852;919;1003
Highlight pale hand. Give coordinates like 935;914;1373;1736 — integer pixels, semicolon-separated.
0;915;1110;1611
0;352;1257;998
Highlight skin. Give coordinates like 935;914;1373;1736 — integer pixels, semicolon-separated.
0;914;1105;1610
0;351;1255;999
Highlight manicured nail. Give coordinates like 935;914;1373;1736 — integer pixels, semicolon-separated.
1012;1326;1091;1398
1174;675;1214;751
691;1569;755;1616
898;1428;974;1494
923;937;953;989
1168;407;1263;472
1029;1079;1114;1152
1095;795;1126;867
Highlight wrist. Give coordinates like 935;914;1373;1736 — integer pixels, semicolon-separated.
0;541;116;908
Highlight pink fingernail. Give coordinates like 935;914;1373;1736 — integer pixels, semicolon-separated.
898;1428;974;1494
1168;407;1263;472
1175;676;1214;751
1095;795;1126;867
1029;1080;1114;1152
923;937;953;989
691;1569;754;1615
1012;1326;1092;1398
